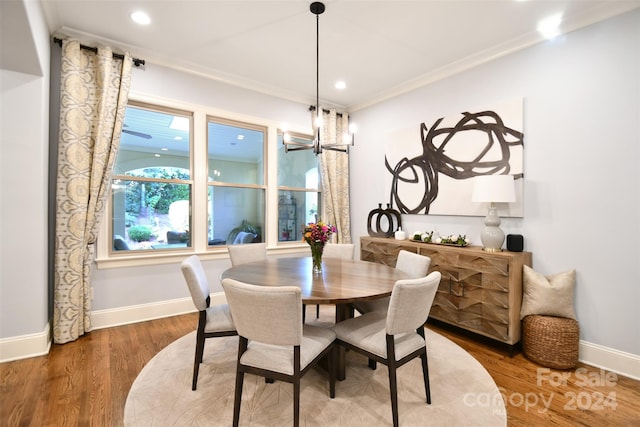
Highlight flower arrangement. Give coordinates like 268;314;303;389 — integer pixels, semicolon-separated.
303;220;337;246
303;220;337;273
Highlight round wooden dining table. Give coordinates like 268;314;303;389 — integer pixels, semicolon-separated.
221;256;408;379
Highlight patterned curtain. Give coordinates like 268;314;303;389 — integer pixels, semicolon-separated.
53;39;132;344
318;109;352;244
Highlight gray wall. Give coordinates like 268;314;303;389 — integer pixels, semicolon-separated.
0;0;50;339
351;10;640;356
1;1;638;366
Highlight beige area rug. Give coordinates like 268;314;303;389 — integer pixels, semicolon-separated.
125;308;506;426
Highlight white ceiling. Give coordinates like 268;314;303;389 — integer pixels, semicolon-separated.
35;0;640;111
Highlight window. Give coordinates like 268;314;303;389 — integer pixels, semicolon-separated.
206;117;266;246
277;131;321;242
105;100;320;260
111;102;192;252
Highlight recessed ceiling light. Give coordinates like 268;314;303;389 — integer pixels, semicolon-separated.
161;148;168;151
537;13;562;40
154;153;161;157
335;81;347;90
237;135;245;140
131;11;151;26
174;136;183;141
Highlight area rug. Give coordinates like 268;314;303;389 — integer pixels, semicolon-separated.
124;309;506;426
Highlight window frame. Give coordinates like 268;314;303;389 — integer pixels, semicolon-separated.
206;115;268;247
276;129;322;244
96;95;315;268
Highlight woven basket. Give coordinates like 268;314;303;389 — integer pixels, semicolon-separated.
522;315;579;369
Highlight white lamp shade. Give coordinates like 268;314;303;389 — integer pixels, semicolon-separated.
472;175;516;203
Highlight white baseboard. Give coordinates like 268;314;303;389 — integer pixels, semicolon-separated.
0;293;227;363
0;323;51;363
91;292;228;330
580;340;640;381
2;296;640;382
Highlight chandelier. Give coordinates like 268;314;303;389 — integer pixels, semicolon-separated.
283;2;355;155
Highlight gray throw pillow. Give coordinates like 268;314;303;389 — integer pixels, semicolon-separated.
520;265;577;320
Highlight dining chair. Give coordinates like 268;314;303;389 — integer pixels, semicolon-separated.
353;250;431;314
305;242;356;321
227;242;267;266
332;271;441;427
323;242;355;260
181;255;237;391
221;278;336;427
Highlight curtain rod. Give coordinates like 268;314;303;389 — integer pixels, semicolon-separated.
53;37;145;67
309;105;345;117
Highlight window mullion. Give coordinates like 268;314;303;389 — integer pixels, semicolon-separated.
192;110;208;252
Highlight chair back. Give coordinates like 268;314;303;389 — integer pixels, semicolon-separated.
395;250;431;278
386;271;441;335
181;255;210;311
323;243;355;260
222;278;302;346
228;242;267;266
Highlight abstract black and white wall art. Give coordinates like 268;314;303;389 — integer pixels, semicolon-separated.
385;98;524;217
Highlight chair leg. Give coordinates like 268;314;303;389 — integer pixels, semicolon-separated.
302;304;306;323
293;378;300;427
386;335;399;427
421;350;431;404
192;328;205;390
368;358;377;370
232;370;244;427
329;345;336;398
316;304;320;318
233;337;248;427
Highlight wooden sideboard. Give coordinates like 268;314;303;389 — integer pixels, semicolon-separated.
360;236;532;348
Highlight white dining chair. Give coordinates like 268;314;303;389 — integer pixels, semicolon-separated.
353;250;431;314
227;242;267;266
332;271;441;427
221;278;336;427
181;255;236;390
306;243;355;321
323;242;355;260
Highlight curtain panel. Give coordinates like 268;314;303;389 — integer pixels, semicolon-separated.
53;39;132;344
318;109;352;244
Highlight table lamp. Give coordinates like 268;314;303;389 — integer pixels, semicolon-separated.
472;175;516;252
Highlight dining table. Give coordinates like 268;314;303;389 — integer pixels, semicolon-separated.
220;256;409;380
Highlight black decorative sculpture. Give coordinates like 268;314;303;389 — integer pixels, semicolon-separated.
367;203;402;238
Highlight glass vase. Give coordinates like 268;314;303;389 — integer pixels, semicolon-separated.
311;244;324;274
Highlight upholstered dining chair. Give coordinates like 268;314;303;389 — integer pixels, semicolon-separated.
305;242;356;321
353;250;431;314
181;255;236;391
227;242;267;266
323;242;355;260
332;271;441;427
221;278;336;427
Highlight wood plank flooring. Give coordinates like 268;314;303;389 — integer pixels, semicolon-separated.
1;312;639;426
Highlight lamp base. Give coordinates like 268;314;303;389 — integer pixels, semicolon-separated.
480;205;505;252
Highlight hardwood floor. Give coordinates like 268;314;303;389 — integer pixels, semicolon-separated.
1;313;639;426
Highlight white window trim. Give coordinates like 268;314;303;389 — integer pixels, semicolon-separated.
95;92;314;269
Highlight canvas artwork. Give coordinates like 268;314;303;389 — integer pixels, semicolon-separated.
385;98;524;217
